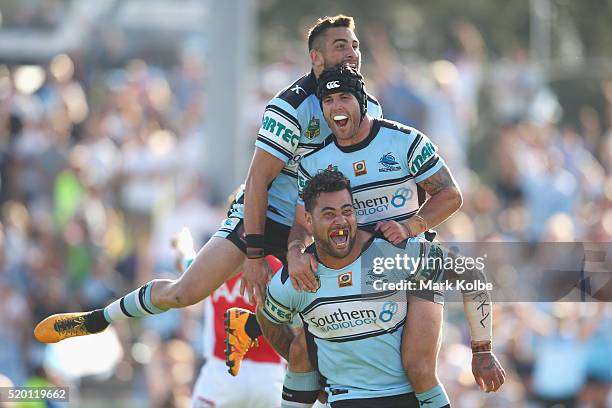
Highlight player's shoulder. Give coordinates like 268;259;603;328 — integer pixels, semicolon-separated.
273;71;317;110
370;236;427;249
377;118;420;136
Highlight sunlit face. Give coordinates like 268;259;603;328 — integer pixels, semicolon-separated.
319;27;361;72
321;92;361;143
306;189;357;259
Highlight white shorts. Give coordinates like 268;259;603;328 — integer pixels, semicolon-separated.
192;357;284;408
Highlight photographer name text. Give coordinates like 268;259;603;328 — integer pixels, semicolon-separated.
372;279;493;292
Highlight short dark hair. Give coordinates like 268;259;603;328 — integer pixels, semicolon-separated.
302;169;353;212
307;15;355;51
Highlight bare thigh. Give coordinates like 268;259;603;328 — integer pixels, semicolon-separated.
401;296;443;391
154;237;245;308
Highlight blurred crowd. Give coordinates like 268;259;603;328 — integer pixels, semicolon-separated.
0;13;611;408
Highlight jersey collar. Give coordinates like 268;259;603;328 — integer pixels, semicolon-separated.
333;118;381;153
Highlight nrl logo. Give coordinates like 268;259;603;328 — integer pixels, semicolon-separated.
305;117;320;139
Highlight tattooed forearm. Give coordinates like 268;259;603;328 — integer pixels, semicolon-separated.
256;307;295;360
474;292;491;327
418;165;457;196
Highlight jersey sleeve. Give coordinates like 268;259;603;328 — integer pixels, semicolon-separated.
296;160;315;207
402;237;446;304
406;132;445;183
255;98;302;164
262;266;302;324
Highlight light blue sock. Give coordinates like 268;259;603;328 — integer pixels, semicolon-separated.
103;281;168;323
281;370;320;408
415;383;450;407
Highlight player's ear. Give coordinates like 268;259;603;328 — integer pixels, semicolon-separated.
305;210;313;228
310;49;324;70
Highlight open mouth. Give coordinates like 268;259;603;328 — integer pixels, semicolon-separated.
329;227;350;249
333;114;349;128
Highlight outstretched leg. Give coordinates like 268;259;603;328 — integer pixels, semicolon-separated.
34;237;245;343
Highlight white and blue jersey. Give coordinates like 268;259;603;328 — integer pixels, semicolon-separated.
297;118;444;231
226;71;382;227
262;237;445;403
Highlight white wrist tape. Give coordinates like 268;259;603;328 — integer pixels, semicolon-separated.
462;289;493;342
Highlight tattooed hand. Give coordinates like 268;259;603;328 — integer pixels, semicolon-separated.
472;351;506;392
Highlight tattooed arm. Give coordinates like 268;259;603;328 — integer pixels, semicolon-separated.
434;244;507;392
412;164;463;234
376;164;462;244
472;351;506;392
256;306;295;360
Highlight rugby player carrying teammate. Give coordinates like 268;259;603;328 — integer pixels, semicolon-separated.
33;16;500;403
259;168;502;407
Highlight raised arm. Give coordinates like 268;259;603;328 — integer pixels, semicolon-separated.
414;164;463;233
286;204;319;292
241;148;286;304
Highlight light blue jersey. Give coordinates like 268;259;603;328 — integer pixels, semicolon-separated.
297;118;444;230
229;71;382;227
262;237;445;403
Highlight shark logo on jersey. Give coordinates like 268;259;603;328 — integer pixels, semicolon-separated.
379;152;401;172
304;117;320;139
366;268;388;286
